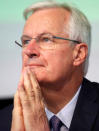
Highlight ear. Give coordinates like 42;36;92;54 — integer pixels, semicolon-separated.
73;43;88;66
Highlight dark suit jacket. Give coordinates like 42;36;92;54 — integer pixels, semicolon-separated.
0;98;13;131
69;78;99;131
0;78;99;131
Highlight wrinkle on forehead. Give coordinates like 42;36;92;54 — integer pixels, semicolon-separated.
23;7;71;37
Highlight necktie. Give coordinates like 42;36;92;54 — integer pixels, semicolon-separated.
49;115;66;131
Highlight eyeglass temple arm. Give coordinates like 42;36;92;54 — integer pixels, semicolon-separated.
15;41;22;47
53;36;80;44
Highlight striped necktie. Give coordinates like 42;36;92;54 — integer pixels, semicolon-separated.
49;115;68;131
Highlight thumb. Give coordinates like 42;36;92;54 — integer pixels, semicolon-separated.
11;90;25;131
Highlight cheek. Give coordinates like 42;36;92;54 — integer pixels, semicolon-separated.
22;51;28;68
41;50;73;83
43;49;73;74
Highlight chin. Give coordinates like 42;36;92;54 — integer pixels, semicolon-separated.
30;68;48;82
30;67;61;85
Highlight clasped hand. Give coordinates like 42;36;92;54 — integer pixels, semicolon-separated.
11;67;50;131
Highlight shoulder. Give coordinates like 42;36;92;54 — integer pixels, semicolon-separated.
0;98;13;131
82;77;99;96
70;78;99;130
76;77;99;109
83;77;99;87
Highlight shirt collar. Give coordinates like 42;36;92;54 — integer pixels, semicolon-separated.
45;86;81;129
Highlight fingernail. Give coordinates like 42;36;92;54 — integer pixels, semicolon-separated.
18;85;24;91
24;67;28;74
18;82;22;90
27;67;31;74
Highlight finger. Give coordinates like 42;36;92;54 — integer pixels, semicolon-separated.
23;68;45;111
27;68;45;108
18;82;35;131
22;68;44;108
14;90;21;108
18;69;24;89
28;68;43;100
23;68;36;102
18;83;30;111
19;68;49;131
11;90;25;131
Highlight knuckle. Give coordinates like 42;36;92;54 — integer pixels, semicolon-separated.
23;99;30;106
29;89;35;100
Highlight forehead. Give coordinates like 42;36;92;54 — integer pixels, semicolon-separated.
23;7;71;36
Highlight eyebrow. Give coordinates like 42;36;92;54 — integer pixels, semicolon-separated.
21;32;54;40
21;35;32;41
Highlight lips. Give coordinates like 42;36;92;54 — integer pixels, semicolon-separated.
27;63;44;67
25;61;44;67
24;58;46;68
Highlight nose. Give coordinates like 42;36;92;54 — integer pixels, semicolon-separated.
23;40;40;58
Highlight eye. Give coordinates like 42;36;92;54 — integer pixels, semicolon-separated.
40;35;54;44
42;37;51;42
22;39;30;45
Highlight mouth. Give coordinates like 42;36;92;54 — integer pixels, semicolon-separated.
26;64;44;68
24;59;45;69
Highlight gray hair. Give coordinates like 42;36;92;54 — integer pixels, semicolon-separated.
23;0;91;75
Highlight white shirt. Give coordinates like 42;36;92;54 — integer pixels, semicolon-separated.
45;86;81;130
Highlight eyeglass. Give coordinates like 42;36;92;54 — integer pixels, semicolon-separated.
15;33;80;49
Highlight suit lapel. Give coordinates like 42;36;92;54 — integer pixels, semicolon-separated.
69;78;99;131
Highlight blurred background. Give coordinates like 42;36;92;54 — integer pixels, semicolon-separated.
0;0;99;98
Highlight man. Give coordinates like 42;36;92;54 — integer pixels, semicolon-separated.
1;0;99;131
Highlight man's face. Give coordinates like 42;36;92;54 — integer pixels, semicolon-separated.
22;8;75;86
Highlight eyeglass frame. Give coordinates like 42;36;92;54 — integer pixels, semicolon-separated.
15;33;81;48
